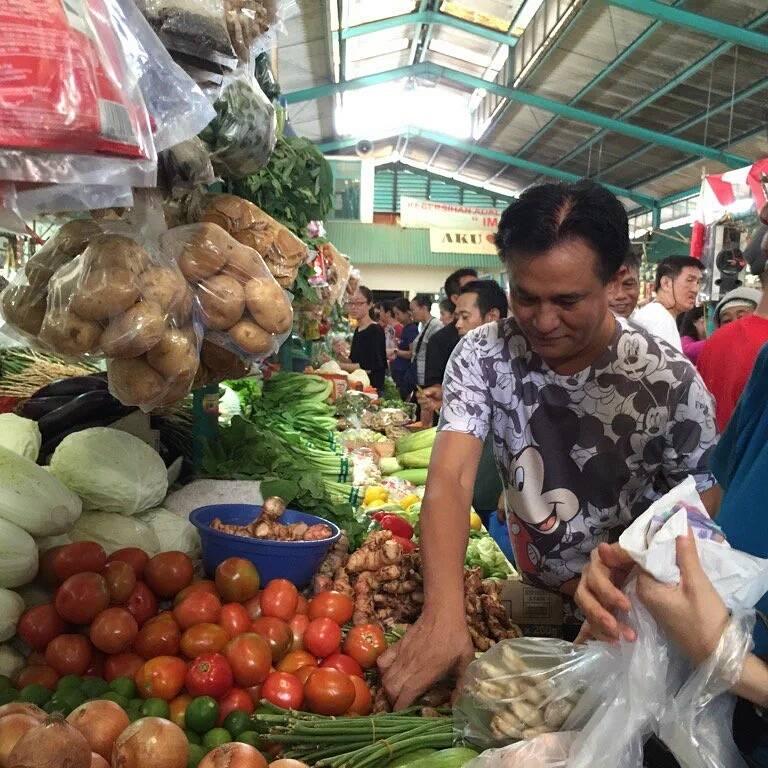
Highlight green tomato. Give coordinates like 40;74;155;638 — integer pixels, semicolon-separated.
187;744;207;768
185;697;219;735
126;700;144;723
222;711;251;738
185;730;202;745
47;689;83;716
202;728;231;750
56;675;82;692
235;732;261;748
109;676;137;700
101;692;130;710
19;684;50;707
0;675;13;693
0;689;18;706
80;678;109;700
141;698;171;719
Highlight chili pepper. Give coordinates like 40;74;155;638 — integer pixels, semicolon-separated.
393;535;416;553
371;511;386;522
380;515;414;540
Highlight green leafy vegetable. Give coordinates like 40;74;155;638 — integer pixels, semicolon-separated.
465;532;513;579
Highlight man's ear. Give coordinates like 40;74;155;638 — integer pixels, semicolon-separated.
486;309;501;323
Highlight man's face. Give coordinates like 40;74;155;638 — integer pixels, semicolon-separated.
449;274;478;305
410;301;427;322
670;267;703;312
455;292;485;336
608;265;640;318
509;239;611;368
720;303;755;325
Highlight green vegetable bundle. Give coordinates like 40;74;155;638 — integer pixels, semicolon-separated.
465;531;514;579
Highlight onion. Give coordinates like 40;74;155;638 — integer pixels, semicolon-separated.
0;705;44;722
111;718;187;768
7;716;90;768
67;701;129;759
269;761;309;768
199;744;267;768
90;753;109;768
0;714;40;767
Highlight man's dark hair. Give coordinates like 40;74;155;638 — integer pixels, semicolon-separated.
495;180;629;283
654;255;704;292
412;293;433;309
460;280;509;319
622;248;642;272
393;297;411;314
444;268;478;298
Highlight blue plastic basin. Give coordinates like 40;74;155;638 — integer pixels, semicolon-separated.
190;504;341;588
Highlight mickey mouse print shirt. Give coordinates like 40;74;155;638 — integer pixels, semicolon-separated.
438;316;717;592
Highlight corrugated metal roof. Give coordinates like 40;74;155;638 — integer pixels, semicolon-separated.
324;220;501;267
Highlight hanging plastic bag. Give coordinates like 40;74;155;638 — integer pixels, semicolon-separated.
160;221;292;364
465;732;577;768
199;71;277;179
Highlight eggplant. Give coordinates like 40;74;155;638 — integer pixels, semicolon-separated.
37;389;129;441
31;374;107;400
18;396;72;420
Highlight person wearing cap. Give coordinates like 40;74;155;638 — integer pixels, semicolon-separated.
697;224;768;432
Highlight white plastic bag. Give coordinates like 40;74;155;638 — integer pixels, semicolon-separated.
465;732;577;768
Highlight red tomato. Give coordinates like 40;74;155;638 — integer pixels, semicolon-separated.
15;665;59;690
55;573;109;625
215;558;260;603
144;552;194;598
295;595;308;615
303;618;341;659
348;675;373;716
303;668;356;715
174;580;218;606
251;617;293;663
108;548;149;579
288;615;309;651
45;634;92;676
245;684;262;706
125;582;158;627
38;546;65;587
169;695;192;729
104;653;143;682
243;593;262;620
217;688;254;723
277;651;317;675
180;623;229;658
343;624;387;669
135;655;187;700
307;592;354;626
260;580;298;622
186;653;233;699
173;591;222;630
133;614;181;659
17;604;68;651
103;560;137;604
84;650;105;679
262;672;303;710
47;543;107;585
294;666;317;686
25;652;46;666
224;633;272;688
321;653;363;678
89;608;138;654
219;603;251;639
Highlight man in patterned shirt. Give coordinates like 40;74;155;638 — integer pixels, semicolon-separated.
379;180;720;709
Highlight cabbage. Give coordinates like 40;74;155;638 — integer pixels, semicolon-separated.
0;518;38;588
348;369;371;388
0;644;24;680
50;428;168;515
69;511;160;555
0;414;41;461
317;361;346;376
0;588;24;641
137;508;201;559
0;445;82;536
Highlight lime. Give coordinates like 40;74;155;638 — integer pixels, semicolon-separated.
185;697;219;735
101;691;130;710
187;743;207;768
126;699;143;722
56;675;82;692
0;675;13;693
235;731;261;748
19;684;50;707
222;711;251;738
202;728;231;750
47;689;83;716
185;730;202;745
109;677;137;700
81;677;109;699
141;698;170;719
0;689;18;706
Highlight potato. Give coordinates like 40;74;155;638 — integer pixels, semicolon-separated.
222;243;264;284
108;357;167;407
228;318;273;355
70;267;139;320
275;275;295;290
1;284;46;337
146;327;199;380
171;286;195;325
177;222;233;281
85;234;150;275
100;302;166;358
244;277;292;334
24;220;101;285
156;369;196;406
198;274;245;330
201;339;249;378
39;310;102;356
138;266;188;314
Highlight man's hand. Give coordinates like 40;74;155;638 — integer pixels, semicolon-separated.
574;543;635;642
417;385;443;412
379;612;474;710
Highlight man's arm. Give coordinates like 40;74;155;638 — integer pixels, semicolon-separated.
700;485;722;517
379;431;482;709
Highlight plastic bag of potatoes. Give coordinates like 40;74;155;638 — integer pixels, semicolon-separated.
455;637;602;750
160;221;293;362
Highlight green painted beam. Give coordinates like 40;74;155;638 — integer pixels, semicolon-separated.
341;11;520;48
606;0;768;53
658;187;700;207
429;64;749;168
317;128;658;208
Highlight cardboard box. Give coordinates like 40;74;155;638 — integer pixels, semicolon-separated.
502;580;564;638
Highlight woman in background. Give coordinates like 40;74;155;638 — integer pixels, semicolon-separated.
439;298;455;325
678;305;706;363
340;286;387;393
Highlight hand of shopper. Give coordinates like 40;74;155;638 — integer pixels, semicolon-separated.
378;610;475;710
637;531;729;665
574;542;635;642
417;385;443;411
